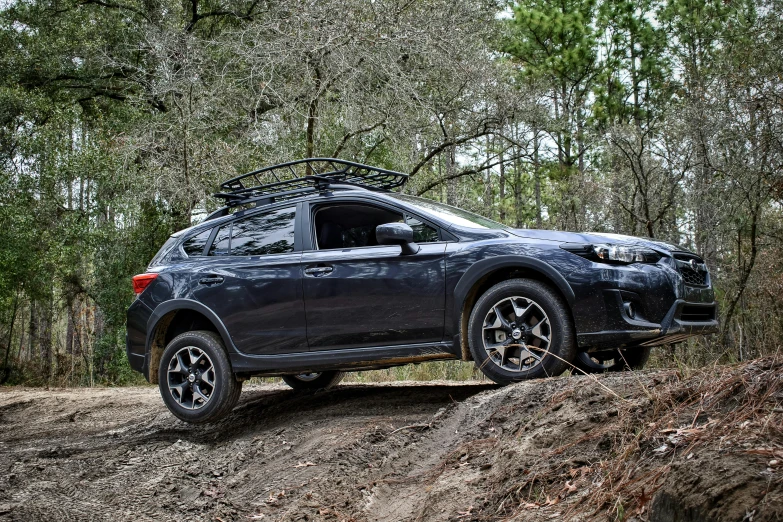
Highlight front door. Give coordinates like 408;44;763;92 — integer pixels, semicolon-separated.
301;201;447;350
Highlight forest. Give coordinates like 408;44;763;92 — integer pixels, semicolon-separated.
1;0;781;385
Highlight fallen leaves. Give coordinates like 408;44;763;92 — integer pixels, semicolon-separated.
745;447;783;459
561;480;578;496
264;490;286;506
520;495;559;509
456;505;474;518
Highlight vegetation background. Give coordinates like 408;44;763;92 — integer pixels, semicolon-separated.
1;0;781;386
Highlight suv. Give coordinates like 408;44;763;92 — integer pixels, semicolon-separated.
127;158;718;423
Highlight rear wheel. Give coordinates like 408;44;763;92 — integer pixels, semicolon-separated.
158;330;242;423
282;371;345;391
468;279;576;384
573;347;651;374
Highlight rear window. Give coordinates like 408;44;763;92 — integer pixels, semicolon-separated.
182;228;212;257
148;236;179;267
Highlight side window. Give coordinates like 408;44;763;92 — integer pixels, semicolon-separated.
405;215;439;243
314;204;404;250
208;223;232;256
231;207;296;256
182;228;212;257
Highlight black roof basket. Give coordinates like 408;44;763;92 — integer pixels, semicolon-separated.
213;158;408;208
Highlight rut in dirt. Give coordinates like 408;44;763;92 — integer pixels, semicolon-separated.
1;359;781;522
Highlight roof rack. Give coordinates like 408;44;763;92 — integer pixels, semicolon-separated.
213;158;408;208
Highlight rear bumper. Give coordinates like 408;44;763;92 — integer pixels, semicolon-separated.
577;298;718;350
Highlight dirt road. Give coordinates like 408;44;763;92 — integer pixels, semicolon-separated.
1;362;781;521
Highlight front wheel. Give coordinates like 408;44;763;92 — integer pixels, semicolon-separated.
573;347;651;374
468;278;577;384
158;330;242;424
282;371;345;391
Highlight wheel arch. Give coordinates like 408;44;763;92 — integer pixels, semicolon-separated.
144;300;235;384
453;256;576;361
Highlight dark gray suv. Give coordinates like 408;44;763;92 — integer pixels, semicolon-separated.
126;158;718;423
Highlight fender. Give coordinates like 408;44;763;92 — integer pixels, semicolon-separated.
452;255;576;330
145;299;237;363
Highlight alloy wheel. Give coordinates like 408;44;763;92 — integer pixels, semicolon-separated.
167;346;216;410
482;296;552;372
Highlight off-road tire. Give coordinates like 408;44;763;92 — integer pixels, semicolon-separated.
573;347;652;374
282;371;346;391
158;330;242;423
468;278;577;384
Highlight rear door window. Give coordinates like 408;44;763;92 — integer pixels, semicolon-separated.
231;207;296;256
207;207;297;256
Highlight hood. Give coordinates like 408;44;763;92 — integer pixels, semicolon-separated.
510;229;691;255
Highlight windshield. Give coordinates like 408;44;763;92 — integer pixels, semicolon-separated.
389;194;508;230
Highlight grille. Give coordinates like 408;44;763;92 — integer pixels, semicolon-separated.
680;266;708;286
681;304;716;322
673;253;709;287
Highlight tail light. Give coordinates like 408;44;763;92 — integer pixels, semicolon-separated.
132;273;158;295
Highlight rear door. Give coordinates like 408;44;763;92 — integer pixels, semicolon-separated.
191;204;307;355
300;198;447;351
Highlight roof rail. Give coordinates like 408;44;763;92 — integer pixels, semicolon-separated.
213;158;408;208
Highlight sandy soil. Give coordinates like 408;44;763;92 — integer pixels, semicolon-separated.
0;365;781;521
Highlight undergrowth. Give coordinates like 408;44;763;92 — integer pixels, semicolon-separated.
481;356;783;520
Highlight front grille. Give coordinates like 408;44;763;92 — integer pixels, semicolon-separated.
680;304;716;322
680;266;708;286
673;252;709;287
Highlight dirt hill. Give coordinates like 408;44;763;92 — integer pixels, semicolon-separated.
1;358;781;521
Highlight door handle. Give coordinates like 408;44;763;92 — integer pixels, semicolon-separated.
198;276;224;285
304;265;334;276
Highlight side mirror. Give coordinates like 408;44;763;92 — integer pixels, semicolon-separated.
376;223;420;255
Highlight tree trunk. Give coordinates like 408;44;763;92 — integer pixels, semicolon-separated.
498;145;506;223
484;135;493;217
534;128;542;228
1;292;20;383
514;124;522;228
305;65;323;174
446;146;456;206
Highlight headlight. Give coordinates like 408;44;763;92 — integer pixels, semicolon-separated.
561;243;661;264
592;244;660;263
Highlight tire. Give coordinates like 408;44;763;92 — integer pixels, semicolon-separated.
281;371;345;391
158;330;242;424
573;347;651;374
468;278;576;384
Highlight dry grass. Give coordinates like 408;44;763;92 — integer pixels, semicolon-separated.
490;356;783;520
587;356;783;518
343;360;483;383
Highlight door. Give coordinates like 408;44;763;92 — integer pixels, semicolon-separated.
191;205;307;355
301;201;447;350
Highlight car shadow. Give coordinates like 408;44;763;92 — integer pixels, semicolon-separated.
156;382;496;444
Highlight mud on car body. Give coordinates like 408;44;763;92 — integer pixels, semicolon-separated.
126;158;718;423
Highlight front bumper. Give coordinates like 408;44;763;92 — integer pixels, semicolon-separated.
577;296;718;349
568;253;718;350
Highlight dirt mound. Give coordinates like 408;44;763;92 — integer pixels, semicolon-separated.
0;359;781;521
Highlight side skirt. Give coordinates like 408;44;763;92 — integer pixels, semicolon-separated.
229;342;458;376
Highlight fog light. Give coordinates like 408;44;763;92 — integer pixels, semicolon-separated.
624;302;636;319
